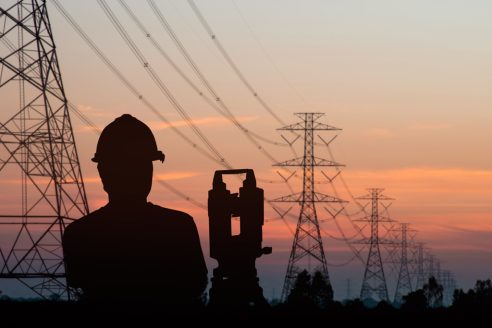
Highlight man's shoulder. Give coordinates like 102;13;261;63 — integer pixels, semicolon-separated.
147;203;194;223
63;203;196;237
64;206;108;236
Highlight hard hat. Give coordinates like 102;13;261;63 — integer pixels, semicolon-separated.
91;114;165;163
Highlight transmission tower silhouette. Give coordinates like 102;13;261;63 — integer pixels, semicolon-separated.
441;270;457;306
352;188;394;302
427;253;435;282
415;242;426;289
394;223;413;303
435;259;442;284
272;113;345;301
0;0;88;298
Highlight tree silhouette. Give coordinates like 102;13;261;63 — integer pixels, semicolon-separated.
452;279;492;310
474;279;492;302
401;289;427;311
286;270;315;309
286;270;333;310
311;271;334;309
423;276;443;308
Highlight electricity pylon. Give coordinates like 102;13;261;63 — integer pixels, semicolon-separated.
415;242;427;289
427;253;435;282
441;270;457;306
272;113;346;301
394;223;413;303
352;188;394;303
0;0;88;298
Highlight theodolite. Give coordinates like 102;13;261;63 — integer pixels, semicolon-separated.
207;169;272;308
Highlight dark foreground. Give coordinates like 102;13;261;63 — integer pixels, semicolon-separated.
1;300;491;327
4;278;492;326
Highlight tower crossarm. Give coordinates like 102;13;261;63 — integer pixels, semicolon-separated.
271;192;346;203
351;238;399;245
274;156;344;167
278;122;342;131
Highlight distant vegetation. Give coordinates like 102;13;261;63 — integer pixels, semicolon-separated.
279;271;492;312
2;274;492;322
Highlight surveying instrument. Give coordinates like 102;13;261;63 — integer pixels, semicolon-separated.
207;169;272;308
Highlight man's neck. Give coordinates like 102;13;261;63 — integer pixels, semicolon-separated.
108;196;148;207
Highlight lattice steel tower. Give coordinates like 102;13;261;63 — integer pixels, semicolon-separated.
0;0;88;298
272;113;345;301
353;188;393;302
441;270;456;306
394;223;413;303
427;254;435;282
415;243;426;289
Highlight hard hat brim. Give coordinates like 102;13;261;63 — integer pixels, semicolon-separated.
92;150;165;163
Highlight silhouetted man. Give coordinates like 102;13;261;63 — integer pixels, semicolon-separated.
62;114;208;306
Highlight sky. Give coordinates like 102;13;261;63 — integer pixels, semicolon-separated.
1;0;492;300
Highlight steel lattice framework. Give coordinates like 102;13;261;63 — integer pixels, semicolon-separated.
272;113;346;301
441;270;456;306
0;0;88;298
394;223;413;303
427;254;435;282
415;242;426;289
352;188;394;303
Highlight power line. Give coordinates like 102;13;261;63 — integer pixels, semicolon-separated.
188;0;286;126
62;3;440;281
155;180;206;210
51;0;301;239
51;0;226;167
117;0;432;280
230;0;315;109
51;0;248;212
51;1;375;268
142;0;304;187
97;0;233;169
118;0;292;165
187;0;317;154
321;140;371;237
143;0;292;152
99;1;301;208
46;1;214;212
51;1;298;239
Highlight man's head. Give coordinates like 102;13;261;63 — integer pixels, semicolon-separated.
93;114;164;202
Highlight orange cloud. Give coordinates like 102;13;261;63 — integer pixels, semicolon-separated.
82;177;102;184
76;104;118;118
342;167;492;193
0;177;58;185
81;171;201;184
147;115;258;130
154;171;201;181
347;167;450;178
75;108;259;133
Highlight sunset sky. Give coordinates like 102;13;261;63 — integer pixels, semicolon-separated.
1;0;492;299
